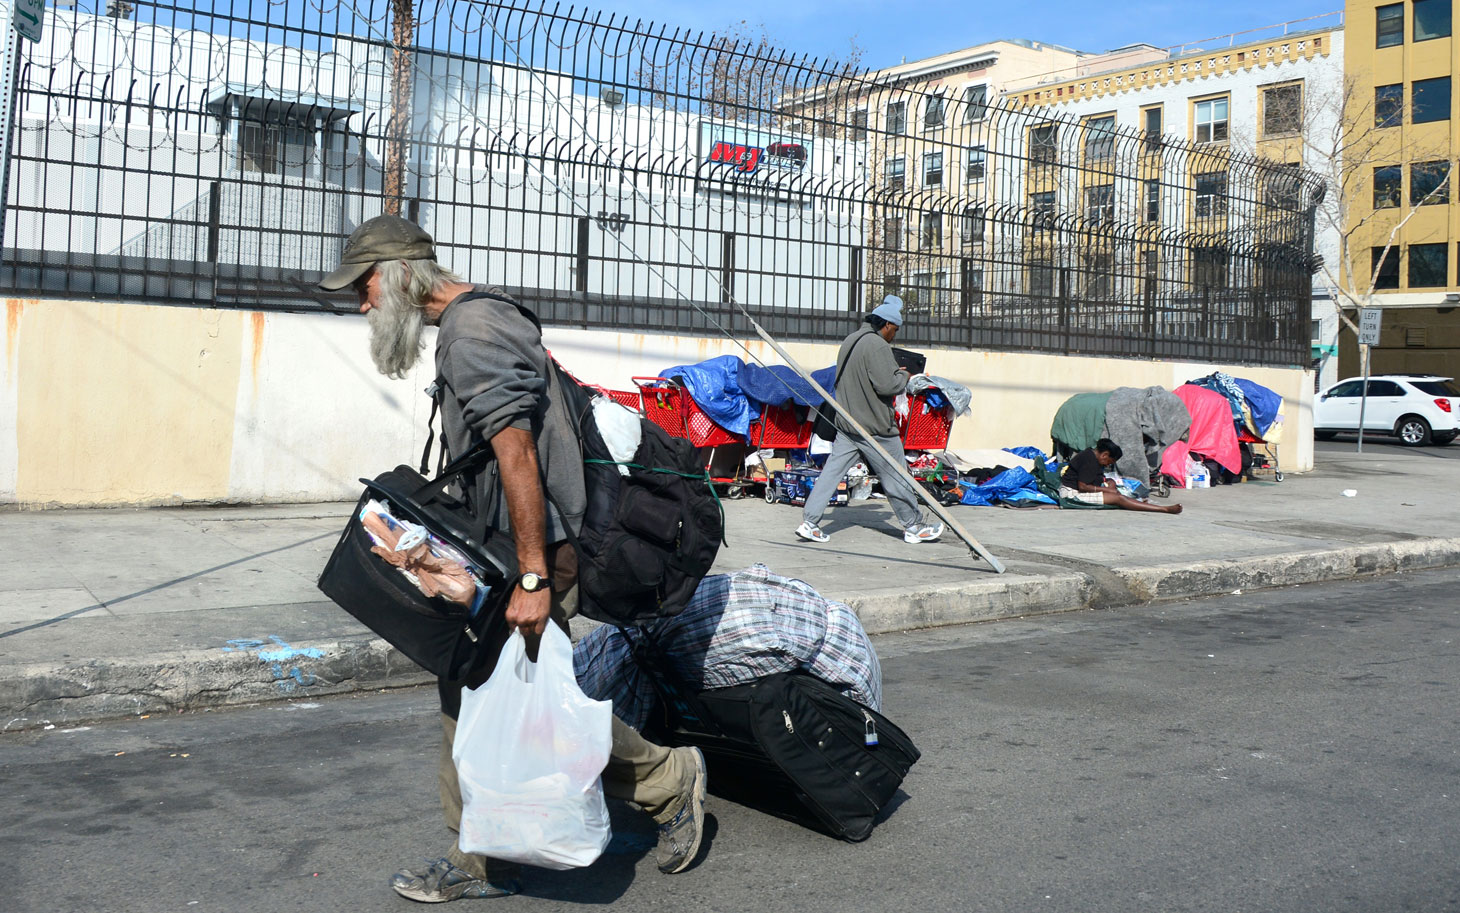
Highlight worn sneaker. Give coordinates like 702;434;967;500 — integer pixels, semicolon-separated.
904;523;944;544
656;746;708;874
795;521;830;543
390;858;521;903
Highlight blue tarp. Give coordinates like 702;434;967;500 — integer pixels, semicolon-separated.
659;355;754;436
956;467;1056;506
659;358;841;438
1233;378;1283;437
739;363;837;408
1003;445;1055;468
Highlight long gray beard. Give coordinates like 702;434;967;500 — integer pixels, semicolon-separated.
367;284;427;379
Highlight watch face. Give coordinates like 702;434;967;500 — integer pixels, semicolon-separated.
521;573;544;591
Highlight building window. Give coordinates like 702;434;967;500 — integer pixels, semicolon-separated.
884;216;903;251
1264;163;1302;211
920;212;942;249
886;100;906;135
961;206;985;243
1144;179;1160;222
907;271;933;307
1414;0;1451;41
1030;124;1058;164
1084;115;1115;162
883;272;901;293
1194;97;1229;144
1410;160;1451;205
1083;252;1114;299
963;84;988;122
966;145;986;181
967;267;984;304
886;156;905;191
1030;190;1056;230
1262;83;1303;136
924;94;946;129
1029;260;1056;297
1142;248;1159;280
923;151;943;186
1142;105;1163;153
1376;2;1404;47
1372;246;1400;289
849;109;868;141
1375;84;1404;127
1412;77;1451;123
1085;184;1114;223
1373;165;1402;208
1195;171;1227;218
238;111;315;175
1409;242;1448;287
1192;246;1229;288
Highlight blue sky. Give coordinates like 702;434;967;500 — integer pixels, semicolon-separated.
611;0;1342;71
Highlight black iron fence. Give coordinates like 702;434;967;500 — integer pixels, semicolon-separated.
0;0;1320;366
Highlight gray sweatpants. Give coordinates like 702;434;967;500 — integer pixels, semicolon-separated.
802;430;927;532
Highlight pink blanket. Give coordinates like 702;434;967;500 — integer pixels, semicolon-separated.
1160;384;1241;484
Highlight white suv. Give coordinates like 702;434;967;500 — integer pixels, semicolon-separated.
1314;374;1460;446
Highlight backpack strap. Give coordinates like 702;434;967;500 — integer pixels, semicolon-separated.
420;378;444;475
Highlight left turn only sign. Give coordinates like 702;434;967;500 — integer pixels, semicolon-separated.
12;0;43;43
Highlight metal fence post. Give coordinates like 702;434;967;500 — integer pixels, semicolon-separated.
1059;267;1071;354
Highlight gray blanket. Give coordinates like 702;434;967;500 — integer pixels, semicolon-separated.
1103;386;1192;480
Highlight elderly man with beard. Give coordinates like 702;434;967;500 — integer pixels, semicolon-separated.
319;215;707;903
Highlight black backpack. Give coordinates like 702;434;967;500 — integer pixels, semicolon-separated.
427;290;724;627
549;361;725;626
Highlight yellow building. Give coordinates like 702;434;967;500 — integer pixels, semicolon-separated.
1341;0;1460;378
784;39;1120;312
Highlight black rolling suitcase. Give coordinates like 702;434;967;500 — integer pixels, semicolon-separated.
628;634;920;841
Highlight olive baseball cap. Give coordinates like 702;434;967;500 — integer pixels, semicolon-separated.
318;215;437;291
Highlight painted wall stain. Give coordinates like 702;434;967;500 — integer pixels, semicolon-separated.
249;311;266;391
5;299;21;381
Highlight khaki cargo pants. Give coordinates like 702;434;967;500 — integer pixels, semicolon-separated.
438;544;690;879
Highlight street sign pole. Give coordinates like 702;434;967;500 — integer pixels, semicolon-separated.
1356;307;1382;454
1357;343;1370;453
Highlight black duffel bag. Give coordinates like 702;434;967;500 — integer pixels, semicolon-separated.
317;452;516;681
627;632;920;841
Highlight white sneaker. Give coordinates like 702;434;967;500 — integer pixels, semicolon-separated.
795;521;830;543
904;523;944;544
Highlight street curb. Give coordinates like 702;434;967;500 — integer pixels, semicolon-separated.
1111;537;1460;603
1;637;434;732
6;537;1460;730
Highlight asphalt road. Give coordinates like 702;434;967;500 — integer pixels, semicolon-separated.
4;569;1458;913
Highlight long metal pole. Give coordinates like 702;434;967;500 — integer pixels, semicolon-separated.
1357;342;1370;453
746;317;1007;573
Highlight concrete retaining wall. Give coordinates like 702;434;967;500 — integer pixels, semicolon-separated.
1;297;1314;507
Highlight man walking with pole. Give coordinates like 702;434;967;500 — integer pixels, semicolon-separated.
796;295;944;545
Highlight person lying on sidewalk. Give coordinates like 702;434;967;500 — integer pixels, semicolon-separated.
1060;439;1183;515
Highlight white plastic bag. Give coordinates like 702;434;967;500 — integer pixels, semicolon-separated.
452;626;612;870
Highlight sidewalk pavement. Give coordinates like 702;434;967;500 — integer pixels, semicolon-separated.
4;445;1457;731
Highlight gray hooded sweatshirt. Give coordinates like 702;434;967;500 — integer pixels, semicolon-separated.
833;326;909;438
433;289;585;543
